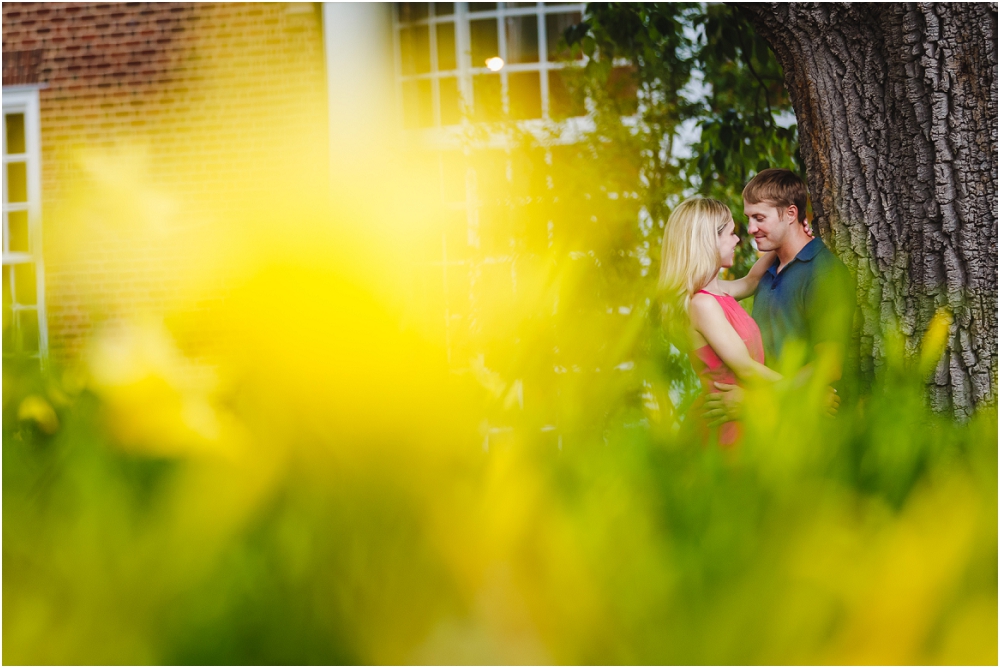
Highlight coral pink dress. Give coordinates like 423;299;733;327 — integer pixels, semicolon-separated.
689;289;766;447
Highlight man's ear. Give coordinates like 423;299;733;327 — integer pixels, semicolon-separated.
785;204;799;224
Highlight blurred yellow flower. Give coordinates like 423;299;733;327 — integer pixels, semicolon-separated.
84;319;241;460
17;394;59;435
919;308;953;375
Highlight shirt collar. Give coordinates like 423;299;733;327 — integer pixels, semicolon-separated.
797;237;825;262
765;237;825;277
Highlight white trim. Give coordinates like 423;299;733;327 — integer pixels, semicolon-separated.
2;86;48;363
1;251;33;264
1;83;48;94
410;115;595;151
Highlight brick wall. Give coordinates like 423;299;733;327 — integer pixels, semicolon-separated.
2;2;329;361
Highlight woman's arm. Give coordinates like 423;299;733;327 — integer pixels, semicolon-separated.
719;251;777;300
690;294;782;383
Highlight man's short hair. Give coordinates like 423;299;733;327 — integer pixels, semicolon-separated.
742;168;808;223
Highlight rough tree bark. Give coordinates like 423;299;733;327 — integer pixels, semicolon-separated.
739;3;997;418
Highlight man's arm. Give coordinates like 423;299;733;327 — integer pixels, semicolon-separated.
704;368;841;426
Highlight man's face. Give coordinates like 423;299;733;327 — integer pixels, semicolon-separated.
744;200;796;252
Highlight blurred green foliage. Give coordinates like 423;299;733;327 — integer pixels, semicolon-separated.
4;321;997;664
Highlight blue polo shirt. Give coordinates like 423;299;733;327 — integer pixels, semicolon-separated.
752;237;853;368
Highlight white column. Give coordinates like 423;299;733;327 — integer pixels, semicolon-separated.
322;3;396;173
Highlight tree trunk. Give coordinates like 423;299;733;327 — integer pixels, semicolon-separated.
739;2;997;418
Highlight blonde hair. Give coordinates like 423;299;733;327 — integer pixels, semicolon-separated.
657;197;732;343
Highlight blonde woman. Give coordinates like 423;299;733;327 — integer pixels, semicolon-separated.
659;197;780;446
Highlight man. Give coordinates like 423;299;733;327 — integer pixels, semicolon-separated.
707;168;854;423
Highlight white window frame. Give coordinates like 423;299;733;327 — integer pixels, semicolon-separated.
392;3;600;378
393;2;587;135
3;84;48;364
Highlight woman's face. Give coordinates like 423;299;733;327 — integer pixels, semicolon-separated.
717;216;739;268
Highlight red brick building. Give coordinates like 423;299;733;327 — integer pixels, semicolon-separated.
3;2;332;362
3;2;586;366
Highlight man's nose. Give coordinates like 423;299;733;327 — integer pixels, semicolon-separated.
747;220;757;234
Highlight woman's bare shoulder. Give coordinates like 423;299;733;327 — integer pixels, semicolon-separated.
689;292;724;323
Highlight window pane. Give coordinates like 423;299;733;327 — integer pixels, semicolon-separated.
510;146;548;199
7;210;29;253
403;79;434;128
439;76;462;125
400;28;413;75
5;113;26;155
441;210;470;268
610;65;639;114
505;15;539;64
472;149;508;203
400;26;431;75
433;2;454;16
443;250;470;313
508;71;541;119
7;161;28;203
548;69;585;118
2;265;11;311
479;204;514;256
2;268;10;355
397;2;429;22
17;309;39;354
13;262;36;305
470;19;499;67
468;2;497;12
436;22;456;71
440;151;467;202
2;297;12;355
549;143;579;190
545;12;582;61
472;74;502;122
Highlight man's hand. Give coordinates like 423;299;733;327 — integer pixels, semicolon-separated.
703;382;744;427
825;386;840;416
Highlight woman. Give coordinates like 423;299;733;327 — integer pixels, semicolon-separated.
658;197;780;446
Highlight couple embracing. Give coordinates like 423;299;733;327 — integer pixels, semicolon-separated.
659;169;854;446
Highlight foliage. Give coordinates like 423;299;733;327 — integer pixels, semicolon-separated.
4;313;997;664
565;2;801;274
